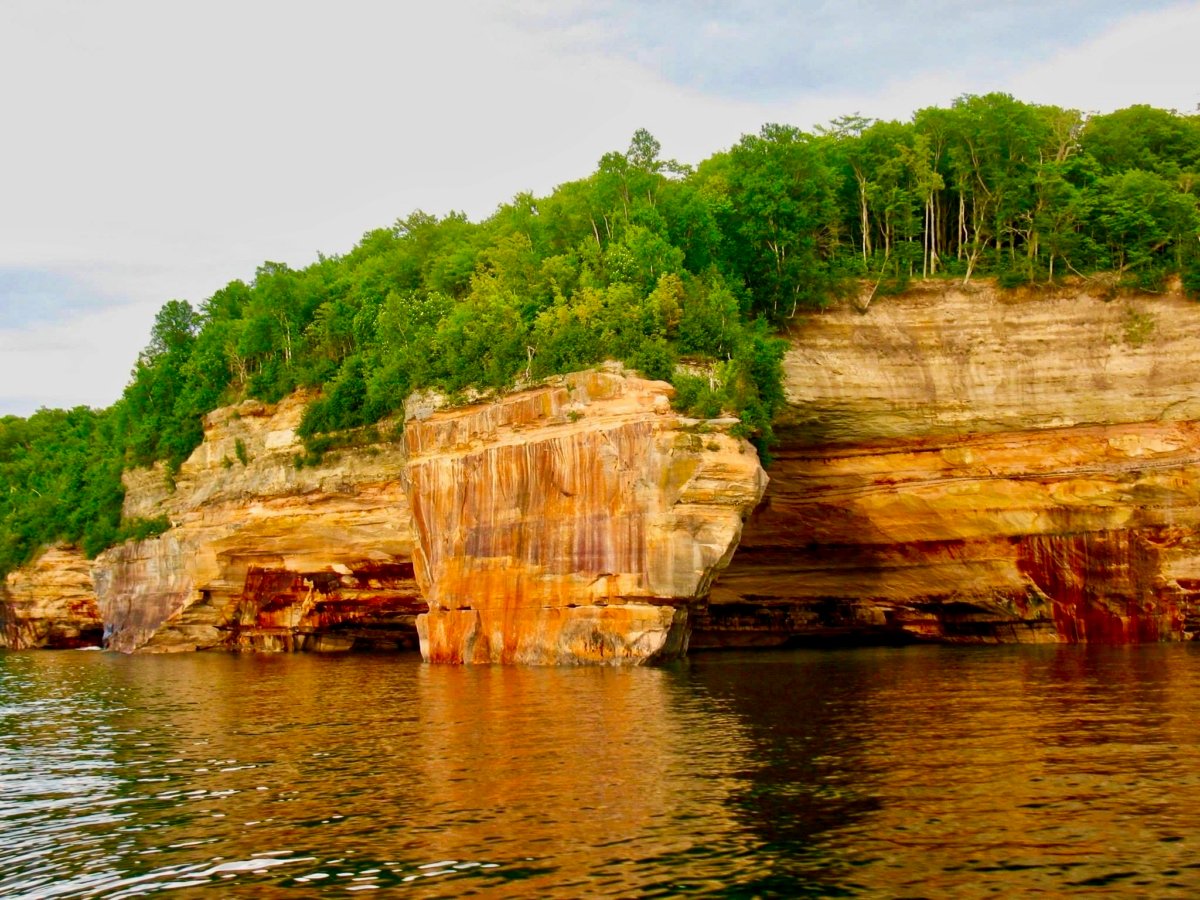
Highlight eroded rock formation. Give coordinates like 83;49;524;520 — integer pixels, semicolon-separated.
8;281;1200;658
90;368;764;662
0;546;102;649
697;281;1200;647
406;369;766;663
94;392;420;653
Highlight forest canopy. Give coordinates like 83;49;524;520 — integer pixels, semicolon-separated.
3;95;1200;577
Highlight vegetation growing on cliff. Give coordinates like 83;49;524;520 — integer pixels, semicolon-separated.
2;96;1199;577
0;408;125;577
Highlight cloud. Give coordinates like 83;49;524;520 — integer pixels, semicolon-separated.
0;300;155;414
0;269;121;328
507;0;1177;101
1006;1;1200;113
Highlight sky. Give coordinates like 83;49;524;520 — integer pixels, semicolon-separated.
2;0;1198;416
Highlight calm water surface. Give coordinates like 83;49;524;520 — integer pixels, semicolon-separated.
2;645;1199;897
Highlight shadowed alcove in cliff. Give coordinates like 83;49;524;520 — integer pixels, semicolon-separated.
693;426;1005;649
227;561;426;652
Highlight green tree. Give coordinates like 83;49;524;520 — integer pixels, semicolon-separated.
721;123;840;319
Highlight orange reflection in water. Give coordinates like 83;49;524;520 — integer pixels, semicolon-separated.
409;663;751;895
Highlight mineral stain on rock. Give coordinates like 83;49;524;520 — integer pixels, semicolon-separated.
0;546;102;649
92;390;420;655
697;282;1200;647
231;561;423;652
406;368;766;664
82;366;765;663
7;283;1200;660
1016;531;1185;643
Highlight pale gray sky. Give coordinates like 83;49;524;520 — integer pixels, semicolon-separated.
2;0;1198;415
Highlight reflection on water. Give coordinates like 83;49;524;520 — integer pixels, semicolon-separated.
1;645;1199;897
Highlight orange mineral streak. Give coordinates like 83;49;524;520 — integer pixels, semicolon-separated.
1017;532;1185;643
405;369;767;664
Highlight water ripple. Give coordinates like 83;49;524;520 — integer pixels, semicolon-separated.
0;645;1198;896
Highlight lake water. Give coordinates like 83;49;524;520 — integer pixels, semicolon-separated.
2;645;1199;898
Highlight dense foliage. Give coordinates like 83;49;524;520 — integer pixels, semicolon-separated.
3;96;1199;577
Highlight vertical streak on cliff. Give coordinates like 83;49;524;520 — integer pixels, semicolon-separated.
1017;531;1185;643
405;368;767;665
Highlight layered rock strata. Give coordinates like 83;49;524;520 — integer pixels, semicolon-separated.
91;369;765;663
94;393;420;653
406;369;767;663
11;281;1196;656
697;281;1200;646
0;546;102;649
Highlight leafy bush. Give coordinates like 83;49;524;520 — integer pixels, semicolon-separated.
997;268;1029;289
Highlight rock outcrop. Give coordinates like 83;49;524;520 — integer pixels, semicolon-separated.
94;392;421;654
407;369;767;663
90;368;765;662
697;281;1200;647
0;546;102;649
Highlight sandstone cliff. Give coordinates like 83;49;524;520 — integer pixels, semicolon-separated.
697;281;1200;647
407;369;766;663
91;368;765;663
0;545;102;649
8;281;1200;658
95;392;420;653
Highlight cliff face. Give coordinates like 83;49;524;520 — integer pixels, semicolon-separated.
406;369;767;663
697;282;1200;647
0;546;102;649
94;393;421;653
10;282;1199;658
92;368;765;662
